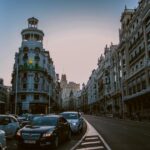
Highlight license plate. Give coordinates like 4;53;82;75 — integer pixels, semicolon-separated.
24;140;36;144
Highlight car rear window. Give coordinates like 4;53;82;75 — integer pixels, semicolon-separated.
31;116;58;126
61;113;78;119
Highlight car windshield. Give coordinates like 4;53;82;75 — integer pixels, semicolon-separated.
61;113;78;119
31;116;58;126
0;116;9;125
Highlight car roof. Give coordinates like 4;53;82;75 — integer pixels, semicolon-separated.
60;111;78;114
42;114;61;118
0;114;17;119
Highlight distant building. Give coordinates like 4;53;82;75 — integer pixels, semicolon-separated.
0;79;8;113
11;17;57;114
60;74;80;110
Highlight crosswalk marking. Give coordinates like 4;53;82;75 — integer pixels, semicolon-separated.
74;135;107;150
85;137;99;140
76;146;105;150
81;141;101;145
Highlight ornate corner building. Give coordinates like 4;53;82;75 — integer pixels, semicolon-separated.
11;17;58;114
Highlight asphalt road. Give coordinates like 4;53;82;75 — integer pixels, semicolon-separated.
84;115;150;150
6;121;86;150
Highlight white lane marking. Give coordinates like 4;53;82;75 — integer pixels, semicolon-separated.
81;141;101;145
85;137;99;140
85;120;111;150
76;146;104;150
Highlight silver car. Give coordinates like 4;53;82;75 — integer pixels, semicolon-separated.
60;111;83;133
0;130;7;150
0;115;20;138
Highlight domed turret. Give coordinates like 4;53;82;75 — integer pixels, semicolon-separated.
28;17;38;28
21;17;44;42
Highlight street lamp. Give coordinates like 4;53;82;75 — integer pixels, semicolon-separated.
15;63;18;115
49;84;51;114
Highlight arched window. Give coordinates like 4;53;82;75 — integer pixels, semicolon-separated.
35;47;40;53
23;47;29;53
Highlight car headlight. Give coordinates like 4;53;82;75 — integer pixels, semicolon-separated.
42;131;53;137
72;122;77;126
71;122;79;126
17;130;21;136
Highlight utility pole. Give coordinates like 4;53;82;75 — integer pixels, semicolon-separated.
15;64;18;115
49;84;51;114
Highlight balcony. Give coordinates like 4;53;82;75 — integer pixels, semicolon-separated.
123;88;150;101
34;55;40;61
129;48;145;65
19;64;45;72
17;88;48;95
23;54;28;60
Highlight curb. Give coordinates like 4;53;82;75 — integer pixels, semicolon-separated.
71;118;111;150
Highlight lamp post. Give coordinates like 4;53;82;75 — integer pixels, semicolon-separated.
15;63;18;115
49;84;51;114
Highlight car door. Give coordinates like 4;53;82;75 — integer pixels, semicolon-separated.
3;117;12;137
61;117;69;138
9;117;19;136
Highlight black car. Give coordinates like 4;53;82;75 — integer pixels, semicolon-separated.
16;115;71;149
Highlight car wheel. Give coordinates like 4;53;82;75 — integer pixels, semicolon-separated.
53;136;59;148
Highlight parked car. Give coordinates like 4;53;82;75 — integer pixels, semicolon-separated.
19;114;44;128
0;130;7;150
16;115;71;149
60;111;84;133
0;115;20;138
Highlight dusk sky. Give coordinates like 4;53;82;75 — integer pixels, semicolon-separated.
0;0;138;87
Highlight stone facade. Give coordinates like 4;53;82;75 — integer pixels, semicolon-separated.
119;0;150;119
60;74;80;110
81;0;150;119
11;17;58;114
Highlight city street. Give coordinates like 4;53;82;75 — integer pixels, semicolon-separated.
6;121;86;150
84;115;150;150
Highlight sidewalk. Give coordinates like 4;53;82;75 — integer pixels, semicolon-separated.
71;118;111;150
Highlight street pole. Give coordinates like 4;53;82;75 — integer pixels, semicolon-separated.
15;64;18;115
49;84;51;114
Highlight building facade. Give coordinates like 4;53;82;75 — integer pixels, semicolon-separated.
0;79;7;114
119;0;150;119
11;17;57;114
60;74;80;110
83;0;150;119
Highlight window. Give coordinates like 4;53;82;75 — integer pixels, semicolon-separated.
140;61;143;67
21;94;26;100
23;84;27;89
23;47;29;53
142;80;146;90
128;87;132;95
34;94;39;100
34;73;39;84
34;84;38;90
137;83;141;92
133;86;136;94
149;51;150;58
